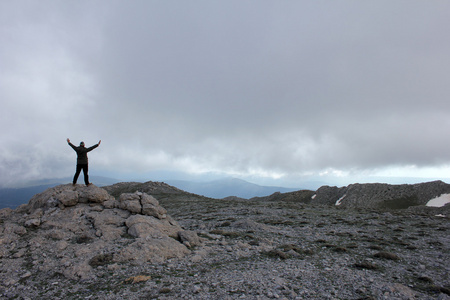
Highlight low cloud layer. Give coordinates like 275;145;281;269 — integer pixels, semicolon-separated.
1;1;450;187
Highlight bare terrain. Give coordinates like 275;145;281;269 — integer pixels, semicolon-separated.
0;182;449;299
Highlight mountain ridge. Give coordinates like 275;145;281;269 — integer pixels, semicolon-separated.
243;180;450;212
165;177;299;199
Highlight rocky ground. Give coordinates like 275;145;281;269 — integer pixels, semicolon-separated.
0;183;449;299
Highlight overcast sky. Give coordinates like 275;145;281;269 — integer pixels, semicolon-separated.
1;1;450;188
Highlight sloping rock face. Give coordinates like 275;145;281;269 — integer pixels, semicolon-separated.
0;184;197;281
311;180;450;209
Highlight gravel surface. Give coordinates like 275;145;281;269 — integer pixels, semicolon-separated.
1;194;449;299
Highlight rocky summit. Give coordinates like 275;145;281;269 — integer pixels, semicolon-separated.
0;181;449;299
0;184;198;284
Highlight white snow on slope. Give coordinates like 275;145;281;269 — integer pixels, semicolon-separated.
426;193;450;207
335;194;346;206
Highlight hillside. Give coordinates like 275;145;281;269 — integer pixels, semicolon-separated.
248;180;450;212
311;180;450;210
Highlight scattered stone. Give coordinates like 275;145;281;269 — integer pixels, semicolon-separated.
21;271;32;279
417;275;434;283
374;251;400;261
264;249;289;259
354;261;379;270
123;275;151;284
159;287;171;294
89;253;114;267
178;230;201;248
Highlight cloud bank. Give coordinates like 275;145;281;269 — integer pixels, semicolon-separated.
1;1;450;187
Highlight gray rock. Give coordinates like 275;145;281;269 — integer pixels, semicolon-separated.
118;192;168;218
142;203;167;219
78;186;111;203
127;221;163;238
115;237;190;263
24;218;40;228
178;230;201;247
0;207;13;219
56;190;79;207
119;193;142;213
125;214;182;238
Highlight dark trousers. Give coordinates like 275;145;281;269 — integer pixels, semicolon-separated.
73;164;89;185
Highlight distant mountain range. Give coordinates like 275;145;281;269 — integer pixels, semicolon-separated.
0;184;57;209
0;177;300;209
15;176;121;188
0;176;120;209
165;178;299;199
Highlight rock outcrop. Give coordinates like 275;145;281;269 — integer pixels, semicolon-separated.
0;184;199;281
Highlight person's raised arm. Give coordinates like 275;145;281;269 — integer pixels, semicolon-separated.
67;138;76;150
86;140;101;152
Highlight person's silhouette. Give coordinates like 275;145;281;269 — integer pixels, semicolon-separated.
67;138;101;186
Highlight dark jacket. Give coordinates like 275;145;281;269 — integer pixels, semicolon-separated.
69;142;99;165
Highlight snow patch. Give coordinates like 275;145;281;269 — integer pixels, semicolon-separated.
426;194;450;207
311;194;316;200
335;194;346;206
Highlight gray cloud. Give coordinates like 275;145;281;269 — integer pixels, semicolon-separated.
1;1;450;186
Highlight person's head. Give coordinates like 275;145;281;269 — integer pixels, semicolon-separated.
80;142;85;147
